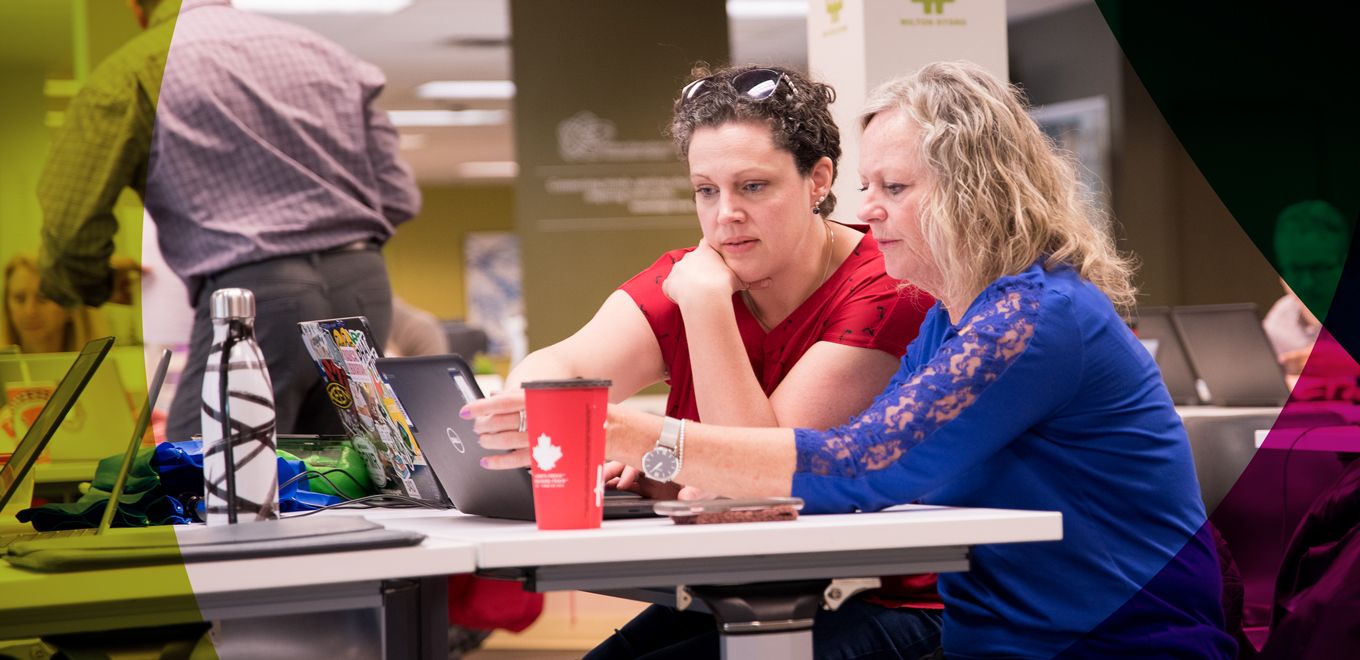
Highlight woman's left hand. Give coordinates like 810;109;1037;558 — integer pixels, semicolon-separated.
461;390;531;469
606;461;715;501
663;240;769;306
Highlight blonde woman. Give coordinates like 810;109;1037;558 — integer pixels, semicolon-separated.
2;254;105;354
471;62;1234;659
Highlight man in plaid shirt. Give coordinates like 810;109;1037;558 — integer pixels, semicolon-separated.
38;0;421;440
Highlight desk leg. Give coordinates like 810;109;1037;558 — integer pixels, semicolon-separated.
686;582;823;660
382;577;449;660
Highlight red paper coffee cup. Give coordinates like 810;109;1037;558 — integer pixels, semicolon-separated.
522;379;611;530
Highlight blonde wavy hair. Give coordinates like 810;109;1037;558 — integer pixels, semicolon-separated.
2;253;106;353
860;61;1137;312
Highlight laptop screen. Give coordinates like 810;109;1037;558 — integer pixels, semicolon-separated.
1172;304;1289;406
0;338;114;510
1134;307;1199;405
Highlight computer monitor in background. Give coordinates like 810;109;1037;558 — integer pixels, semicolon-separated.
1171;303;1290;407
0;339;114;512
1134;306;1201;406
0;352;136;463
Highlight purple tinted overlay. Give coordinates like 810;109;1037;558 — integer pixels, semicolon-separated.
1065;260;1360;655
1210;249;1360;655
1256;458;1360;659
1055;523;1238;658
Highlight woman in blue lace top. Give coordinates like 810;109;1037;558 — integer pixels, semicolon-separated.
469;61;1234;658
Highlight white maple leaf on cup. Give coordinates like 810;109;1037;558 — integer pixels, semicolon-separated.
532;434;563;471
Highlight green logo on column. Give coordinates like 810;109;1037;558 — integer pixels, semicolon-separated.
912;0;954;14
826;0;843;23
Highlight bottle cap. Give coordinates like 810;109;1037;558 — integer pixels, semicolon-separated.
210;288;256;320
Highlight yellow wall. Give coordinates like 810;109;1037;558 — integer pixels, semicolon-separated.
384;183;515;320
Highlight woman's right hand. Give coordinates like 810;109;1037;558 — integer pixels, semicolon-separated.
461;390;531;469
663;240;769;307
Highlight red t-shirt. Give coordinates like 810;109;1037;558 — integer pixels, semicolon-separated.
620;231;933;422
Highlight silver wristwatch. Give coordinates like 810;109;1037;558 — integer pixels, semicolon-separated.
642;416;685;483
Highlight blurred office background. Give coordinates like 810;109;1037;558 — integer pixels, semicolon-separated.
0;1;1340;655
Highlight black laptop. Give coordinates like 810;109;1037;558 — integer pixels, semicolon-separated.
375;355;655;521
1135;306;1201;406
1171;303;1290;407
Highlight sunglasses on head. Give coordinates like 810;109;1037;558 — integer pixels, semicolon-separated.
679;68;797;108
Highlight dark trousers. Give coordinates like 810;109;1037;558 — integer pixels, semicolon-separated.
586;600;944;660
166;248;394;441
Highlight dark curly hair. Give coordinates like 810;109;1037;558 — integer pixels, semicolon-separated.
669;64;842;217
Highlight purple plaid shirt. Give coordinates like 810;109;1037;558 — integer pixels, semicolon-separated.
39;0;419;306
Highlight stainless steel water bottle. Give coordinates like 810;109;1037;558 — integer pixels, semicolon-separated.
201;288;279;525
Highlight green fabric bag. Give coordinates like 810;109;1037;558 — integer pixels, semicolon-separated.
17;448;189;531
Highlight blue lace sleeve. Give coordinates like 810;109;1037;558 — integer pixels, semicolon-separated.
791;278;1083;512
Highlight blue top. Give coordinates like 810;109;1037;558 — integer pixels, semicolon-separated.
792;262;1235;659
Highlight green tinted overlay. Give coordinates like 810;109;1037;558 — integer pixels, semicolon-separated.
1094;2;1359;327
2;0;210;652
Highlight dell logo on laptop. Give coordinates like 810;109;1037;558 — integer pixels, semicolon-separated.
446;427;466;453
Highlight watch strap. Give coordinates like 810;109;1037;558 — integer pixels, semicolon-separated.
658;416;683;452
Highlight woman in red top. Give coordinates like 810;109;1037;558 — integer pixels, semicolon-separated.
462;65;940;656
508;65;931;438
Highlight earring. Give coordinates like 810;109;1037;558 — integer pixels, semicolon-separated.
812;196;826;215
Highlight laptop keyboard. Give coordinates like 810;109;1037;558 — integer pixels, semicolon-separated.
0;527;98;548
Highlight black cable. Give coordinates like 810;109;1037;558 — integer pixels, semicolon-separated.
1279;424;1325;553
279;494;450;518
311;467;368;500
278;467;364;499
219;320;240;525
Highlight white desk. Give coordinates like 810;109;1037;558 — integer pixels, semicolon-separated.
0;526;475;659
379;505;1062;659
385;504;1056;577
3;506;1060;659
1178;404;1356;638
1174;405;1280;420
1175;405;1283;513
1175;403;1360;512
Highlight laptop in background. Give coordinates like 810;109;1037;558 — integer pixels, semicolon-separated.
1171;303;1290;407
1;347;170;547
376;354;656;521
2;339;113;530
0;352;136;463
1134;306;1201;406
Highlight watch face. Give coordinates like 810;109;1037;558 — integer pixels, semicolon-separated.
642;448;680;483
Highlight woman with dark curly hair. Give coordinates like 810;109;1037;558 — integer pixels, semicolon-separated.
499;64;932;459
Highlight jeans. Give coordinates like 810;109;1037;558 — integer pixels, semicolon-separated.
586;599;944;660
167;248;393;440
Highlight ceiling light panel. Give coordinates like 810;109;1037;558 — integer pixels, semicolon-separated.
387;109;509;127
416;80;516;101
235;0;412;15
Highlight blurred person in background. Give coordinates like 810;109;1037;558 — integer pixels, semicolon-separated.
2;253;106;354
36;0;419;441
385;296;450;357
1264;200;1352;377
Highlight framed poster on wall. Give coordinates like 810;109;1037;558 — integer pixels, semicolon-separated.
1031;95;1112;229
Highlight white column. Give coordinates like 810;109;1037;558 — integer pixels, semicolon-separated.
809;0;1009;221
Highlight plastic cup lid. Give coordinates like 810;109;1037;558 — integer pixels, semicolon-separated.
522;378;612;389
